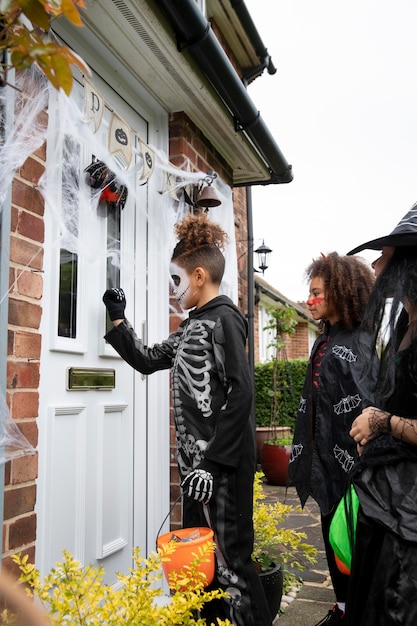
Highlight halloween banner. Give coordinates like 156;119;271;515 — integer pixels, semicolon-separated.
139;139;155;182
108;112;132;169
83;78;104;133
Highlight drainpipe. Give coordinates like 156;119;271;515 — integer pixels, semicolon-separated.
158;0;292;185
246;187;257;445
0;61;14;566
229;0;277;84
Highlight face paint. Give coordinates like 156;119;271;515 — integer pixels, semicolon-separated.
307;296;325;306
169;262;190;303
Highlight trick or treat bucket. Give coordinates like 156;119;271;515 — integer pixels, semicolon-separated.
157;527;215;590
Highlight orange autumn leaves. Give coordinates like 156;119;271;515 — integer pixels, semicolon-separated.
1;0;89;94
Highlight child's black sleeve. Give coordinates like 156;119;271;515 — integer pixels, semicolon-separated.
104;319;177;374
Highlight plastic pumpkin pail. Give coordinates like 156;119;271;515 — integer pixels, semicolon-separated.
157;526;215;589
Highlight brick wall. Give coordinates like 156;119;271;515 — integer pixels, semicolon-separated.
3;142;46;574
286;322;310;360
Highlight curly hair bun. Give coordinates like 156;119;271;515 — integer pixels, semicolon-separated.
174;213;228;252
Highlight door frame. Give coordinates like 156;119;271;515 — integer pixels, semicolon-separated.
36;24;171;573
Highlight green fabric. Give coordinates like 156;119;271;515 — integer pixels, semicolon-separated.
329;484;360;570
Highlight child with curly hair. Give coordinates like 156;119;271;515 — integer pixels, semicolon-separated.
102;213;272;626
288;252;375;626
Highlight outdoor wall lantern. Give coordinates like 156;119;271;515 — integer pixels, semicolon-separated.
255;240;272;275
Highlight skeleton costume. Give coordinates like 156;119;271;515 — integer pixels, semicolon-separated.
104;294;272;626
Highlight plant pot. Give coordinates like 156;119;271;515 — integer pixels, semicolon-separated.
259;561;283;620
255;426;291;464
261;442;292;486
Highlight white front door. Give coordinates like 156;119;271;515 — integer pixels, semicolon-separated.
36;75;169;582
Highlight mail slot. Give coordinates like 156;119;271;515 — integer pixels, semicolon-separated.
67;367;115;390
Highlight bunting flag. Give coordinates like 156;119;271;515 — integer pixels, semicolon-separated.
108;112;132;169
80;78;209;192
139;139;155;182
83;78;104;133
161;170;181;200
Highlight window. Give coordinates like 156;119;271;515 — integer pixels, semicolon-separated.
57;135;80;338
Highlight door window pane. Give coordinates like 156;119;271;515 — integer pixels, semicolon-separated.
58;135;80;338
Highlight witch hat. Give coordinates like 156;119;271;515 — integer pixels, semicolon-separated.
348;202;417;254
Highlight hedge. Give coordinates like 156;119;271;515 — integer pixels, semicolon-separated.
254;359;309;433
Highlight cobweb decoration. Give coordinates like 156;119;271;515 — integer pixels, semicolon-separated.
0;65;239;307
0;391;36;464
0;68;49;209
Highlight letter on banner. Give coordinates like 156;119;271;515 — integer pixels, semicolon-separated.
161;170;180;199
108;113;132;169
139;139;155;182
83;78;104;133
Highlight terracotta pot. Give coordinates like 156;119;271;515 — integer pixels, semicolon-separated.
260;442;292;486
259;561;283;620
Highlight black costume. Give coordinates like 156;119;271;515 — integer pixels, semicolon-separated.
105;295;272;626
288;322;368;602
346;336;417;626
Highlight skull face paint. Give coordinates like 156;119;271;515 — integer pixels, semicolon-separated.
170;262;191;304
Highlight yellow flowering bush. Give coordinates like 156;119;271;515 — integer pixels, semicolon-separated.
3;544;232;626
252;472;317;575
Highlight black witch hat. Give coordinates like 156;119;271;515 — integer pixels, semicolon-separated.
348;202;417;254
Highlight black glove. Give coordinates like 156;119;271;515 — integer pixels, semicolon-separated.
103;288;126;321
181;459;224;505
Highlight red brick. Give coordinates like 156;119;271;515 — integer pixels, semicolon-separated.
7;361;40;390
14;331;41;359
11;391;39;418
10;205;18;232
169;137;188;158
17;211;44;243
3;484;36;520
7;330;14;356
8;513;37;551
19;157;45;186
4;462;10;487
9;236;43;271
33;134;47;160
16;271;43;299
12;179;44;216
8;298;42;330
17;421;38;448
2;546;35;579
10;454;38;485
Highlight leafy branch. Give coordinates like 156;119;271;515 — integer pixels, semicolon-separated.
1;0;89;94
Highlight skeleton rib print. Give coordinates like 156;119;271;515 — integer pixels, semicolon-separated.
172;318;217;475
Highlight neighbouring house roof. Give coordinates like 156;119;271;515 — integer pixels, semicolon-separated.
254;274;317;326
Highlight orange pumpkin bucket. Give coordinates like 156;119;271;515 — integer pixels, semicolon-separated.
157;526;215;590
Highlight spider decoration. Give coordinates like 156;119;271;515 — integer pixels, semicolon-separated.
84;160;128;212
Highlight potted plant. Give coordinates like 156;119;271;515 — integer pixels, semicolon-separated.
259;305;298;485
252;472;317;619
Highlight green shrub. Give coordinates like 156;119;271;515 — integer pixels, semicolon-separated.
5;547;232;626
254;360;308;432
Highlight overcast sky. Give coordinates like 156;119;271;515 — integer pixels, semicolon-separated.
245;0;417;302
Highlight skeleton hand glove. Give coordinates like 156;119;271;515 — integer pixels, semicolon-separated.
103;288;126;321
181;460;223;505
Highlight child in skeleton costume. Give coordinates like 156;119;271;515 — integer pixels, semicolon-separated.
288;252;374;626
103;214;272;626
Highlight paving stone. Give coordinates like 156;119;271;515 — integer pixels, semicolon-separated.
260;481;337;625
